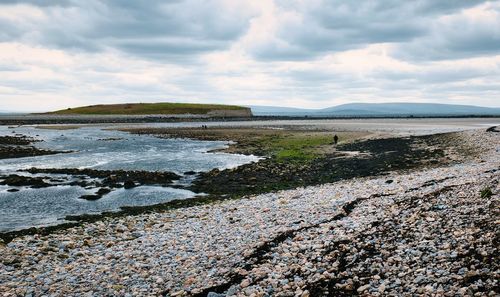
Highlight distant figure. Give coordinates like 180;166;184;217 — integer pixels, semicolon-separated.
333;134;339;145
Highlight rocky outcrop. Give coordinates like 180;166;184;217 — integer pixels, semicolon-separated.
0;174;51;188
1;168;182;201
0;134;67;159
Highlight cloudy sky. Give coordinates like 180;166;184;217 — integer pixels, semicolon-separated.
1;0;499;112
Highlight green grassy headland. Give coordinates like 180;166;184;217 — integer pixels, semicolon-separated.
44;102;249;115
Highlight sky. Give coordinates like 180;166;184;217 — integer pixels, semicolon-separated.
1;0;499;112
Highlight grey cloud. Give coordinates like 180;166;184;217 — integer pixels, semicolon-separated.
286;69;337;83
374;64;499;84
251;43;312;61
0;0;257;60
0;20;21;41
428;83;500;93
413;1;485;14
3;0;495;63
114;38;224;54
284;68;356;85
253;0;489;61
394;16;500;61
1;78;68;92
0;0;74;6
86;1;248;40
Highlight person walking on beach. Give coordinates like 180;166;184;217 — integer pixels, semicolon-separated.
333;134;339;145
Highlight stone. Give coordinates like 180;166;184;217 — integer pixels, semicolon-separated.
357;285;370;293
124;180;137;189
240;279;251;288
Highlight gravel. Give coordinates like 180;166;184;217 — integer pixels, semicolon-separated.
0;129;498;296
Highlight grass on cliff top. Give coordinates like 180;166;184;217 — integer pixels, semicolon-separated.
45;102;248;115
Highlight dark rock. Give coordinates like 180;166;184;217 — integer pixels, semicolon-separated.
49;178;66;183
79;194;102;201
131;231;143;238
24;168;181;187
123;180;137;189
0;135;37;145
96;188;112;196
79;188;112;200
0;146;66;160
0;175;51;188
486;126;499;132
69;181;90;187
7;188;20;192
385;179;394;184
0;134;68;160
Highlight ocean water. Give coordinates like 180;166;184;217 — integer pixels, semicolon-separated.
0;125;259;231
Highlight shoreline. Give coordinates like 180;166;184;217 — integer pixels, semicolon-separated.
126;127;477;196
0;127;476;241
0;128;498;296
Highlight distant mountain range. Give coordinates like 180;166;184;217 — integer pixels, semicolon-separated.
249;103;500;117
2;103;500;117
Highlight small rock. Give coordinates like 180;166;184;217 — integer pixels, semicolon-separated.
357;285;370;293
124;180;137;189
240;279;251;288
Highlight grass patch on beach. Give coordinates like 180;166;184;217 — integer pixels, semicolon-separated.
122;127;367;163
264;134;335;161
44;102;249;115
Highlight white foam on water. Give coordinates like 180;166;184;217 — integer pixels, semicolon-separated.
0;124;260;231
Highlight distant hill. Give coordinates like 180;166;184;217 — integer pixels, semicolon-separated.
319;103;500;116
250;103;500;117
44;103;252;117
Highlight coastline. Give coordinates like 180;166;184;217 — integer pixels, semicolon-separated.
0;128;498;295
125;127;477;196
1;125;477;241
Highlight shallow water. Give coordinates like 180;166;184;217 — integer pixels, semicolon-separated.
0;125;259;231
0;125;257;172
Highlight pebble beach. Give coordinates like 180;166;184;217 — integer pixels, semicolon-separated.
1;129;499;296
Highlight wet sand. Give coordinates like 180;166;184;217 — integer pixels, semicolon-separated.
131;117;500;136
1;116;499;136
